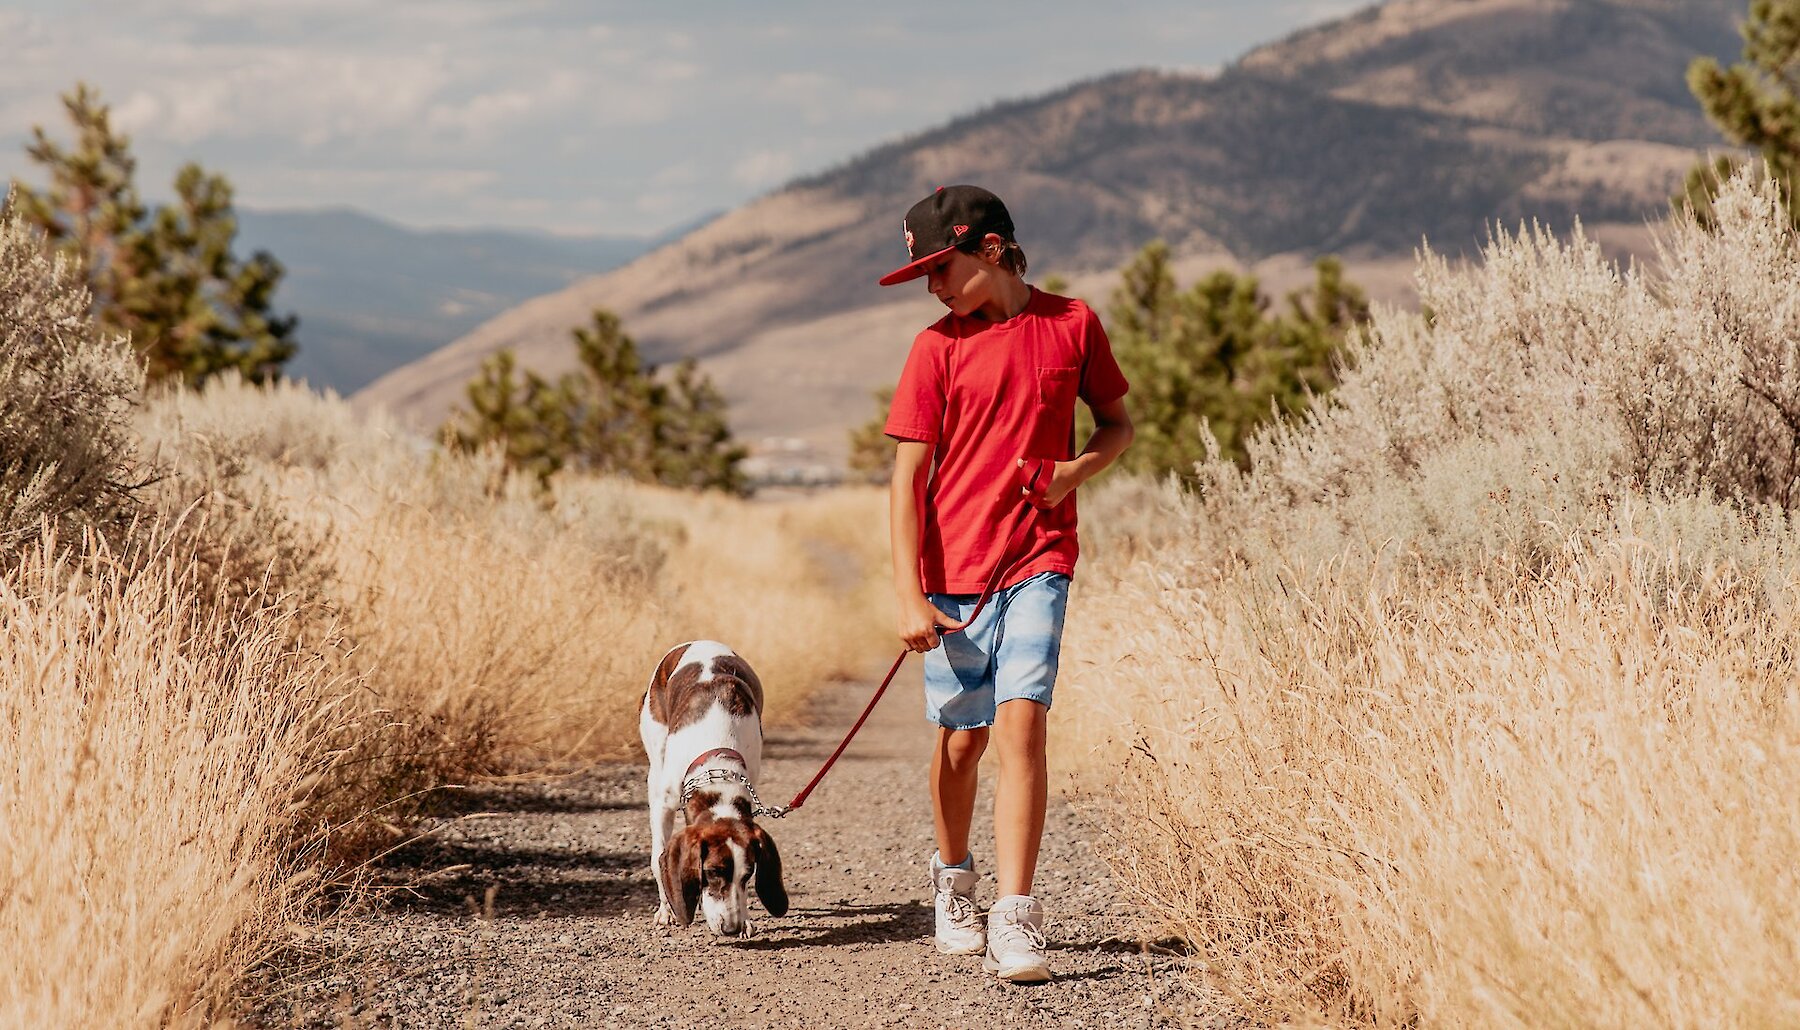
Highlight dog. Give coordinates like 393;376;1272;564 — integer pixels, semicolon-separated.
640;640;787;937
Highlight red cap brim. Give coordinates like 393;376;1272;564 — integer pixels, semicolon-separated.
877;244;956;286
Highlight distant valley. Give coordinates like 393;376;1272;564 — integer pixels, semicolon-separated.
236;208;690;394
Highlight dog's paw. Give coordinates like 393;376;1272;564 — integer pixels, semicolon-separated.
654;904;674;927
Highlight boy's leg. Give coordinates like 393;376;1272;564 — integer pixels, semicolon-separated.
922;589;999;956
981;572;1066;983
988;572;1068;896
991;698;1047;897
922;588;999;863
929;725;989;955
931;725;989;865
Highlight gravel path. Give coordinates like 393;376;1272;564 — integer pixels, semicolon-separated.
259;675;1232;1029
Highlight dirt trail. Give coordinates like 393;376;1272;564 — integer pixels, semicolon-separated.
264;674;1230;1029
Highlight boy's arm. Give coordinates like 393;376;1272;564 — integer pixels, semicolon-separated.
890;441;965;652
1034;396;1134;507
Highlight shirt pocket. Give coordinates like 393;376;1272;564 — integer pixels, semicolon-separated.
1036;366;1078;409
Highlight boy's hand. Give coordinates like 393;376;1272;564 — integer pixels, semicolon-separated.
899;593;966;652
1017;458;1078;508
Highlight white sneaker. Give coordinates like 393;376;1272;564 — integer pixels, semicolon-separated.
983;895;1051;982
929;852;985;955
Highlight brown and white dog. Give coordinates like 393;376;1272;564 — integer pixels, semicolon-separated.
640;640;787;937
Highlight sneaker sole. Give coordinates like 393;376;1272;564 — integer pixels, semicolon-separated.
982;955;1051;983
936;939;986;956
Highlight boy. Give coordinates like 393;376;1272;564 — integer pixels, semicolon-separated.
878;185;1133;983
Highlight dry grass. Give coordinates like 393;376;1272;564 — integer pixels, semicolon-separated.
138;378;891;770
1063;490;1800;1026
1056;169;1800;1026
0;363;890;1024
0;534;350;1027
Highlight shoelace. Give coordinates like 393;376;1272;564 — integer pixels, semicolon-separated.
934;878;981;928
993;908;1049;952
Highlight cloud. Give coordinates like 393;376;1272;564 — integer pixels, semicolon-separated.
652;160;704;187
243;166;500;207
424;69;593;141
0;10;49;46
731;149;796;190
0;1;1357;233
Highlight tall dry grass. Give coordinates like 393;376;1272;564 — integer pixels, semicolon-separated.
2;344;887;1022
137;377;891;771
1058;170;1800;1026
0;534;350;1027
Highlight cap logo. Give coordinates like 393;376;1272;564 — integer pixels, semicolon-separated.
954;224;970;237
904;225;915;256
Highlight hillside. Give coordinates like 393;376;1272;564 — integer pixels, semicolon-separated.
356;0;1742;464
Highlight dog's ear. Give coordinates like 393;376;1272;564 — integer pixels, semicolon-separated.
661;826;703;927
749;825;787;917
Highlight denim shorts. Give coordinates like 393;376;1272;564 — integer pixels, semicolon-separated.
922;571;1070;730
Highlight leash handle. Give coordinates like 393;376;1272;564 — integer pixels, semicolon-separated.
772;458;1057;816
1019;455;1055;511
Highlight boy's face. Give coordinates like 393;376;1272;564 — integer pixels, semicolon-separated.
924;237;1010;320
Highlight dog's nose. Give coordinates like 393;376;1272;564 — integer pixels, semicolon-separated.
707;918;754;940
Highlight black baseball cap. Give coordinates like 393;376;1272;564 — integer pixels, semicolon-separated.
877;185;1016;286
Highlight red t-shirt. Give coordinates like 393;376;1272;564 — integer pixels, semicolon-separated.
884;288;1130;594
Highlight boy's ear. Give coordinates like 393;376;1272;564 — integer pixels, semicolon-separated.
981;232;1007;262
749;825;788;917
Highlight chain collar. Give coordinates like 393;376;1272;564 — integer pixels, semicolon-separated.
677;766;789;819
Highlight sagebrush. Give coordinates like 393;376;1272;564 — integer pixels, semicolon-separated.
1059;168;1800;1026
0;189;143;568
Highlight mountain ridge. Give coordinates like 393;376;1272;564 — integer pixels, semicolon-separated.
355;0;1742;461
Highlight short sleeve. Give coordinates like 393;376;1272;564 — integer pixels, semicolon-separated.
1079;307;1129;406
883;332;946;443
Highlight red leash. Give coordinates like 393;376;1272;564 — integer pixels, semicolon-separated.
759;458;1055;818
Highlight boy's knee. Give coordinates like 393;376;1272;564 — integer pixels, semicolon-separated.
994;698;1048;734
939;727;989;771
992;703;1047;760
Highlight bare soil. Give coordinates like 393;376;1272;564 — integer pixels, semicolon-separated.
255;676;1236;1029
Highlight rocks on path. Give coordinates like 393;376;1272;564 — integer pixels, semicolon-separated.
255;675;1236;1029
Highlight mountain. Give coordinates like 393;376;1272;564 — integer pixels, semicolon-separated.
236;208;665;393
356;0;1743;462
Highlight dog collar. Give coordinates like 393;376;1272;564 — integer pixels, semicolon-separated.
684;747;747;778
679;748;752;809
677;749;787;817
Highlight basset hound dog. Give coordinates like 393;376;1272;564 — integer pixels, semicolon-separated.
639;640;788;937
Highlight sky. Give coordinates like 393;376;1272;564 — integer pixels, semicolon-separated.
0;1;1362;236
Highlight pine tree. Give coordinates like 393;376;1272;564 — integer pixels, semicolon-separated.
1684;0;1800;226
1108;243;1367;479
565;309;659;480
651;359;748;493
443;308;746;493
11;84;295;384
846;385;897;484
441;349;572;490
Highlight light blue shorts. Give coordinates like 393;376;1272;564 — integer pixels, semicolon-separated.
923;571;1070;730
